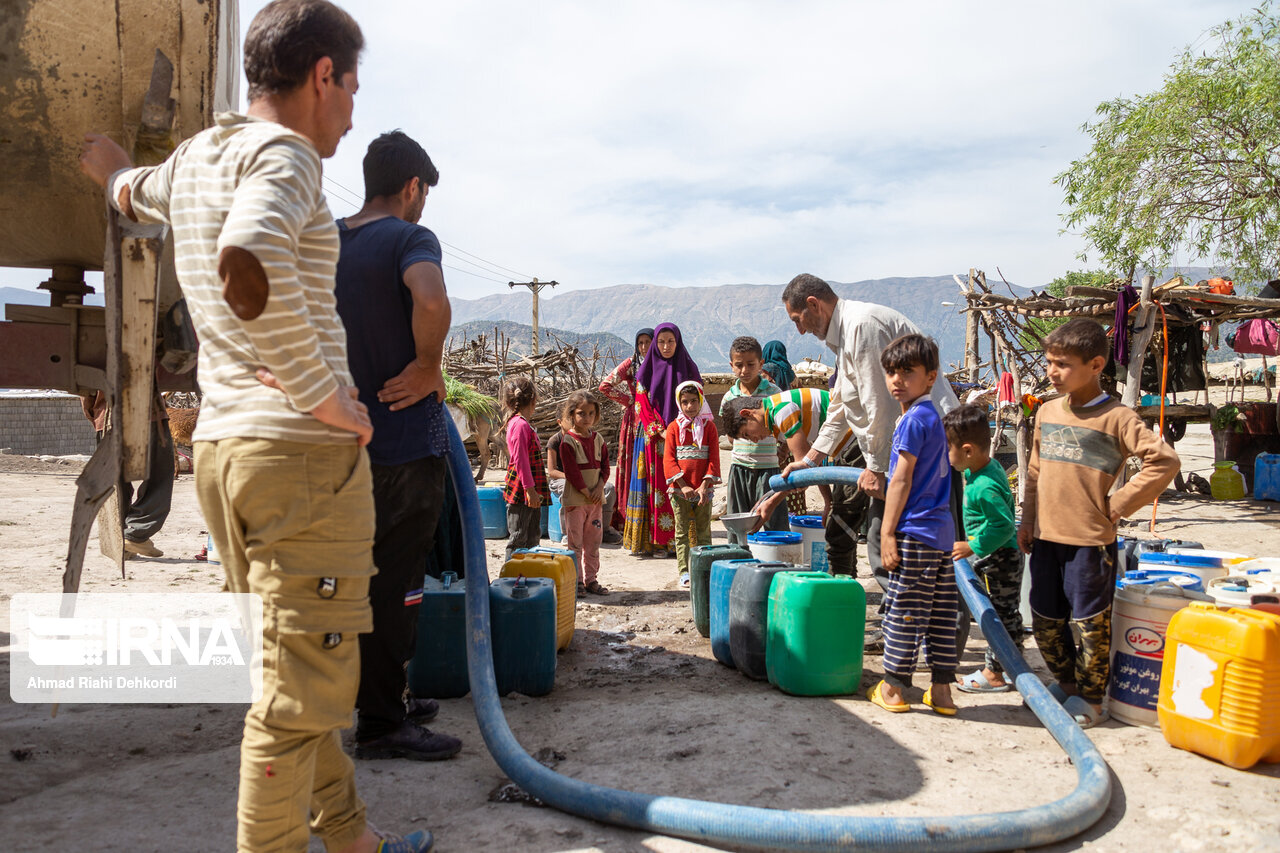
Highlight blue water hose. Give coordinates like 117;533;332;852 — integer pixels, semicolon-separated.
448;416;1111;852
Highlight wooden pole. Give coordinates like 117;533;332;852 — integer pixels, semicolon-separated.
1121;275;1157;408
965;268;981;383
1010;357;1028;506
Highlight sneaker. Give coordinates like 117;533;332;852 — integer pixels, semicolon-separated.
679;572;690;588
602;528;623;545
863;628;884;653
405;696;439;724
123;538;163;558
375;829;434;852
355;722;461;761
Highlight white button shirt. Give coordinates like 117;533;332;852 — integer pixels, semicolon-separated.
812;298;959;472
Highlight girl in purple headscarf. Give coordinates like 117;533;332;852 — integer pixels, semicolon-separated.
623;323;702;557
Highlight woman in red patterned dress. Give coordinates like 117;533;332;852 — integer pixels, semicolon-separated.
623;323;701;558
598;328;653;532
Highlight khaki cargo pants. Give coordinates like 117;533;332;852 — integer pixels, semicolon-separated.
196;438;376;853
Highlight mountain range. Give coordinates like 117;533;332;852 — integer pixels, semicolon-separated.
8;267;1242;374
447;276;1032;371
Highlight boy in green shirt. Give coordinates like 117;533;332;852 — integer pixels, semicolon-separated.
943;404;1022;693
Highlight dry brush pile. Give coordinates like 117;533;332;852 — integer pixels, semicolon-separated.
443;327;626;449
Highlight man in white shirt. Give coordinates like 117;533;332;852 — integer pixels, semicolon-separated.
780;274;968;652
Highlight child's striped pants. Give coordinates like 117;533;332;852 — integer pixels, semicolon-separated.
882;533;959;689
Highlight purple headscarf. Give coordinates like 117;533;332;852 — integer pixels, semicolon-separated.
635;322;702;425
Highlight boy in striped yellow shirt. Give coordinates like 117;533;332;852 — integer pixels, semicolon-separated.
723;388;860;574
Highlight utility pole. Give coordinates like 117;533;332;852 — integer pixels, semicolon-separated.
508;278;558;357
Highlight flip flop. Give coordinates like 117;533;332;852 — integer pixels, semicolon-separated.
922;686;958;716
1048;683;1073;704
866;680;910;713
1062;695;1108;729
955;670;1012;694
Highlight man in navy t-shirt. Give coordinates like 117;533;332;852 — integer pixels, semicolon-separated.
334;131;461;762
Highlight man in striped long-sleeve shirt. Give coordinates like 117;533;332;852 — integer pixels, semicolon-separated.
79;2;431;851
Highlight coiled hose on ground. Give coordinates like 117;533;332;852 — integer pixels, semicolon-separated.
448;418;1111;851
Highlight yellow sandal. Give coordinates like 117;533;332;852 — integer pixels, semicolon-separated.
867;680;911;713
922;686;958;716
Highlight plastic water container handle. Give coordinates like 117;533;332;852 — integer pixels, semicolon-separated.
442;571;458;589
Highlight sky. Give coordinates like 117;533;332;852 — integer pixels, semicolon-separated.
3;0;1254;299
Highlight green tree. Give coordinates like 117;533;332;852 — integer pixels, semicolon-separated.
1056;5;1280;281
1021;269;1116;349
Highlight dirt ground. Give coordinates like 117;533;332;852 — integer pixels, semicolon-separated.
2;418;1279;852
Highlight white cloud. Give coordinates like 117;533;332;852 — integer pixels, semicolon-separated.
6;1;1246;297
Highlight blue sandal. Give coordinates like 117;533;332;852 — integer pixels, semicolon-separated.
1062;695;1109;730
955;670;1012;694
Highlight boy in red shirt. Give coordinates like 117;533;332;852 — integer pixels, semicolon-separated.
663;381;722;587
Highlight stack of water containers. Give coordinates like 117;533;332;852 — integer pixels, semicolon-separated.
408;570;558;698
1135;536;1280;768
1109;540;1227;726
1109;539;1280;744
504;548;578;650
708;558;865;696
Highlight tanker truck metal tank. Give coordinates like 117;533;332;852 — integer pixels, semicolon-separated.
0;0;238;591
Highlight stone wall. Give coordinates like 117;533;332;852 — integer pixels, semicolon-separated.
0;394;96;456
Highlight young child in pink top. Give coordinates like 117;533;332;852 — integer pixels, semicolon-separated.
558;391;611;595
502;376;549;563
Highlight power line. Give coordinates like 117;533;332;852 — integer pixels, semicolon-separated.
443;252;527;280
437;238;533;280
443;264;508;284
322;175;536;281
323;176;363;205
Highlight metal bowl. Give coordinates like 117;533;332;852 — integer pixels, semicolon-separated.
719;512;762;536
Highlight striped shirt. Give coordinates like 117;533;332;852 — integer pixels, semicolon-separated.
762;388;852;456
110;112;354;445
719;377;781;468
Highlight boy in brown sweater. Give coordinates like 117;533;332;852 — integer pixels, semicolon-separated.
1017;318;1179;728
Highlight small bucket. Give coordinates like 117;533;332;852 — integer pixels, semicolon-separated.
747;531;802;564
788;515;827;571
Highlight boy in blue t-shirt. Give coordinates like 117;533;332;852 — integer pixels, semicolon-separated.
866;333;959;717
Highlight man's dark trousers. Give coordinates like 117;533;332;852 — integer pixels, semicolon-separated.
356;455;448;740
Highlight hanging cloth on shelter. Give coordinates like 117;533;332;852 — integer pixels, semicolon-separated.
1102;304;1207;393
1112;283;1140;365
1232;319;1280;356
996;371;1016;405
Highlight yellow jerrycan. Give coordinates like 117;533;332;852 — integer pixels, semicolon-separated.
1157;602;1280;769
501;551;576;650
